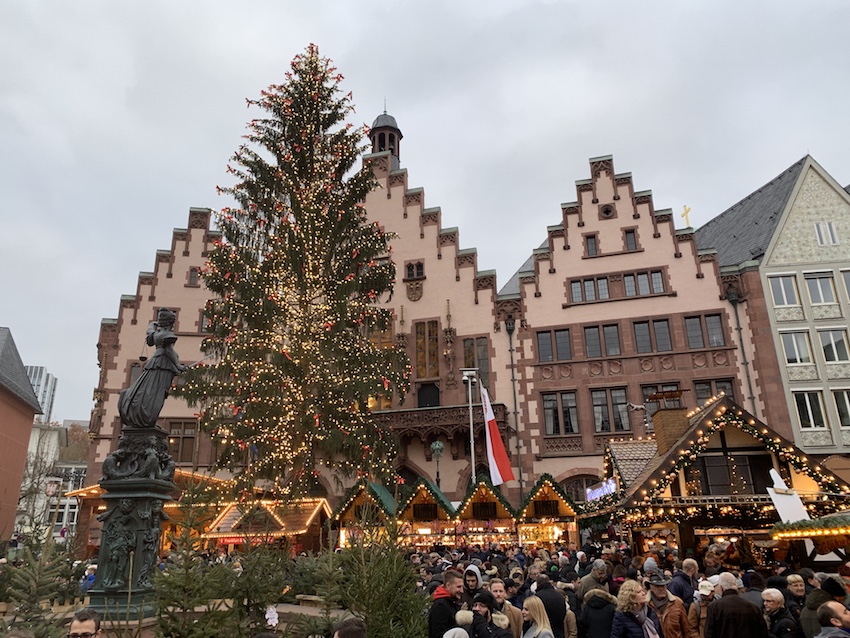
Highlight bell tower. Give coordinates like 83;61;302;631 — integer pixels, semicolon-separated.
370;110;403;170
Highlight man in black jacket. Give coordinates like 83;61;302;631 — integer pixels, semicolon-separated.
705;572;768;638
429;570;464;638
667;558;699;607
535;575;567;638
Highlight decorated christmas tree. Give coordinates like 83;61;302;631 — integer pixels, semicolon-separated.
178;44;410;496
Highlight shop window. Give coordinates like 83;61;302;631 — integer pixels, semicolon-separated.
781;332;812;364
769;275;799;306
806;274;836;304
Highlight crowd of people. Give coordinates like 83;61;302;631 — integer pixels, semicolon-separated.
416;541;850;638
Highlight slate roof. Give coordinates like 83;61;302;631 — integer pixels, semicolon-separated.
607;440;657;489
0;328;41;413
694;157;807;267
498;241;545;296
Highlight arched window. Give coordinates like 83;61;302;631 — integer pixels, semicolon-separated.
406;263;415;279
561;475;600;504
415;262;424;278
378;132;386;151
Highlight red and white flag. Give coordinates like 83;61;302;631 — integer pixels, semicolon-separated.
480;386;515;485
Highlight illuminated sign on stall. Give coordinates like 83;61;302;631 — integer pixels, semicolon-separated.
585;478;617;501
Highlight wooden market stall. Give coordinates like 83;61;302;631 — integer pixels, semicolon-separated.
453;479;516;547
582;396;850;567
201;498;331;554
515;474;578;546
772;512;850;565
396;478;456;549
331;479;398;546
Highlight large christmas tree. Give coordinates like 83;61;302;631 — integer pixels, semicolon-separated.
179;44;410;496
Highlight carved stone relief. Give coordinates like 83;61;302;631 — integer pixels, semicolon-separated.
787;366;819;382
800;429;834;447
775;307;806;322
813;304;843;320
406;281;423;302
826;363;850;380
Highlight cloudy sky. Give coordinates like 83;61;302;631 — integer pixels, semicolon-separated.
2;1;849;422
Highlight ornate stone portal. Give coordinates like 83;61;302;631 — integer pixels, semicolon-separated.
88;309;184;617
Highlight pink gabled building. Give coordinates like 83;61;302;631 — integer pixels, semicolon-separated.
496;155;765;505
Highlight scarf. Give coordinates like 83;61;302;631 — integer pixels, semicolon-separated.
634;606;660;638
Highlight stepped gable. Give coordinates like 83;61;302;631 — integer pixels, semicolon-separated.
695;157;807;267
0;328;42;412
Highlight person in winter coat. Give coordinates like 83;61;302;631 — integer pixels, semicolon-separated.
647;572;692;638
741;572;767;609
557;573;581;614
801;577;847;638
577;588;617;638
521;595;555;638
534;576;567;638
762;588;800;638
462;564;485;607
704;572;768;638
575;560;610;601
459;591;513;638
668;558;700;607
564;600;578;638
814;601;850;638
428;569;463;638
490;579;523;638
610;580;663;638
786;574;807;626
688;579;717;638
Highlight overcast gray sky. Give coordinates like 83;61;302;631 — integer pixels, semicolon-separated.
2;1;849;422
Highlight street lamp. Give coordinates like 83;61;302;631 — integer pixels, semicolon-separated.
430;440;445;489
461;368;478;484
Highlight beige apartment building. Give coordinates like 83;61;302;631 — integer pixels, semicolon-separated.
83;113;805;549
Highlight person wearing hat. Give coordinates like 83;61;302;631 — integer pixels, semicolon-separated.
689;580;718;638
646;571;691;638
801;577;847;638
456;590;512;638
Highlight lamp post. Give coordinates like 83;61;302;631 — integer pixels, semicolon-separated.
505;315;524;501
461;368;478;484
430;440;445;489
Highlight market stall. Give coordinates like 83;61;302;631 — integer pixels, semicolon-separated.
453;479;516;547
396;478;456;549
331;479;397;546
515;474;578;546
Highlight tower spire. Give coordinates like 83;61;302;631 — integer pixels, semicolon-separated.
370;108;403;169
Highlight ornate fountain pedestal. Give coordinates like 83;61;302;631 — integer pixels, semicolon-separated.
87;427;175;619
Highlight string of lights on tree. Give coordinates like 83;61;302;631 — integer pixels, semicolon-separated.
177;44;410;499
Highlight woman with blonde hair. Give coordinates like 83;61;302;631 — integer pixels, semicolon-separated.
610;580;662;638
520;595;554;638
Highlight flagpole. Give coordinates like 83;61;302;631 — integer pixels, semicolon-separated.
461;368;478;484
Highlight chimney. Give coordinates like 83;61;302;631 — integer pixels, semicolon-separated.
652;408;691;455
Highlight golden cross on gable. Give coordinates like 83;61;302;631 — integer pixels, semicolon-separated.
681;205;691;227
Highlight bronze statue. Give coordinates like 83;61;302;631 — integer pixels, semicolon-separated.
118;308;187;428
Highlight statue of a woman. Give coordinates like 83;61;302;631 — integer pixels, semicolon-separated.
118;308;187;428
